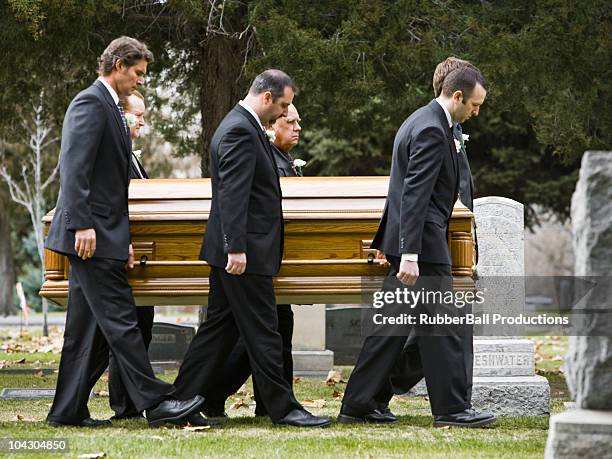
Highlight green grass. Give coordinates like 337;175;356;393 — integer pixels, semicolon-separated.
0;337;569;458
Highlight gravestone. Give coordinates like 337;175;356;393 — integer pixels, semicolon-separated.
545;151;612;458
407;197;550;415
292;304;334;378
147;322;195;362
470;196;550;415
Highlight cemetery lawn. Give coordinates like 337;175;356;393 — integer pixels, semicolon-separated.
0;335;569;459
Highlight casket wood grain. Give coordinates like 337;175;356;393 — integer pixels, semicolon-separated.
40;177;475;306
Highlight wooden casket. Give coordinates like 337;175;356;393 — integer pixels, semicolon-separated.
40;177;475;306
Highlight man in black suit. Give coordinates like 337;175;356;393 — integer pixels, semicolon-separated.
197;103;303;418
45;36;203;428
173;72;330;428
339;66;495;428
375;57;481;412
107;91;155;420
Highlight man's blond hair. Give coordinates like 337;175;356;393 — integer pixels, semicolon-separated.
432;57;476;97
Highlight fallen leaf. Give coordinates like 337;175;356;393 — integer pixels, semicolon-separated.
552;355;564;361
325;370;346;385
95;390;110;397
231;398;250;410
15;358;26;364
77;453;106;459
183;425;211;431
293;377;302;384
301;399;326;408
16;414;25;421
332;390;344;399
0;360;10;369
34;370;45;378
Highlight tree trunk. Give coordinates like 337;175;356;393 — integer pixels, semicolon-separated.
0;191;15;316
199;34;249;177
198;33;248;321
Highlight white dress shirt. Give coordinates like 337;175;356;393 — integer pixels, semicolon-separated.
97;77;119;105
238;100;265;131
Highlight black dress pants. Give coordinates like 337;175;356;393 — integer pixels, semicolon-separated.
374;306;474;408
47;257;174;424
341;259;470;416
108;305;155;417
173;267;301;421
202;304;294;416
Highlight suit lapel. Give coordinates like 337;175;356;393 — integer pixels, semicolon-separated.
429;100;459;188
234;104;280;178
93;80;130;155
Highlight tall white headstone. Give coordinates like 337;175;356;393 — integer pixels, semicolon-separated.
471;197;550;415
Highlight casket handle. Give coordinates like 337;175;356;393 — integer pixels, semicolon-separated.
367;253;374;264
140;255;148;266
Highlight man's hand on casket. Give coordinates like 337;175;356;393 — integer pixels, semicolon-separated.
397;260;419;286
226;252;247;275
75;228;96;260
375;250;390;267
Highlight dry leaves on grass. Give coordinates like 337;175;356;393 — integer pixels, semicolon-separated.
77;453;106;459
183;425;211;432
301;399;326;409
325;370;346;386
332;390;344;399
0;327;64;354
231;398;250;410
94;390;110;397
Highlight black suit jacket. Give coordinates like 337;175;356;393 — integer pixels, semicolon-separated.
46;80;132;261
200;104;284;276
454;124;478;264
129;153;149;179
271;144;300;177
372;100;459;265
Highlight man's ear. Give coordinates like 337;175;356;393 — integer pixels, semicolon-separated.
452;90;464;103
115;58;126;73
263;91;273;105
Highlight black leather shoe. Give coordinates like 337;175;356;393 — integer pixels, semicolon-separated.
433;408;496;428
201;404;229;419
48;417;111;428
378;406;398;422
187;412;222;426
110;413;145;421
274;409;331;428
146;395;205;428
338;408;398;424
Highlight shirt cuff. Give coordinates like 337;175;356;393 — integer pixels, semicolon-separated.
401;253;418;262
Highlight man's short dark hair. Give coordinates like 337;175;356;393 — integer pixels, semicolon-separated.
441;67;487;100
248;69;297;101
98;36;154;76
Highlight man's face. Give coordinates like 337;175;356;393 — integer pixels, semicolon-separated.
453;83;486;123
115;58;147;98
272;104;301;152
263;86;294;124
126;95;146;139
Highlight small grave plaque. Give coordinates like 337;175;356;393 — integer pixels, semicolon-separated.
0;388;94;399
148;322;195;362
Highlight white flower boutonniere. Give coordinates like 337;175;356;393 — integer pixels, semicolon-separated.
133;149;142;160
265;129;276;142
293;158;306;175
462;133;470;143
125;112;138;128
454;138;462;153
